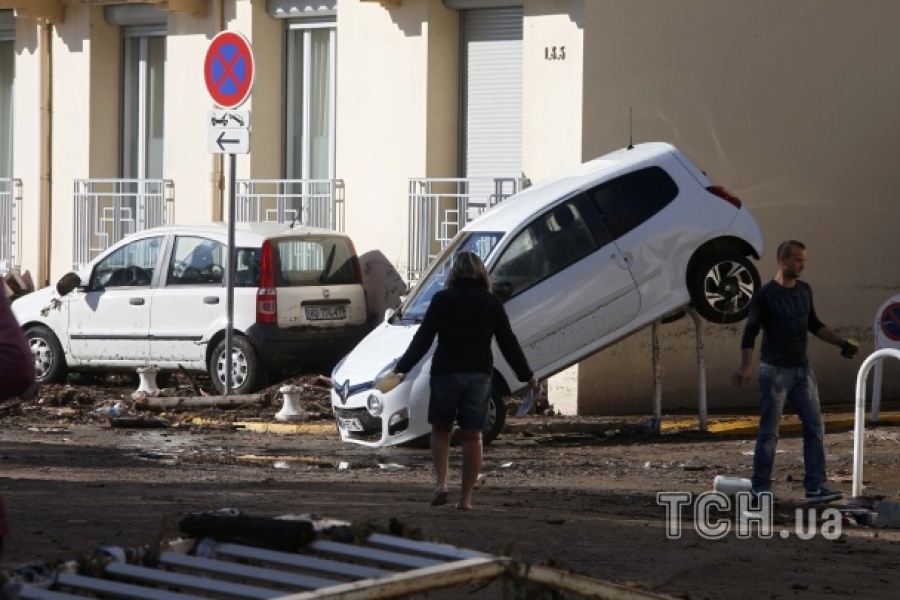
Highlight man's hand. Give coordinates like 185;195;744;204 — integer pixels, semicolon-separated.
840;338;860;359
731;365;752;388
528;377;540;392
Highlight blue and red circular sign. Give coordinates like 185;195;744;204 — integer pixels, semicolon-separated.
204;31;254;109
881;302;900;342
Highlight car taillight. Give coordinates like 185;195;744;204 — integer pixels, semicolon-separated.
707;185;742;209
257;240;277;324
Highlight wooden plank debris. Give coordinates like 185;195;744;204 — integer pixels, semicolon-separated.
141;395;262;409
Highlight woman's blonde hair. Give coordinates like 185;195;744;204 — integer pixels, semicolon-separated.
446;251;491;291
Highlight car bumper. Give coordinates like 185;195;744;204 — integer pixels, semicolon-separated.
330;377;431;447
245;322;372;373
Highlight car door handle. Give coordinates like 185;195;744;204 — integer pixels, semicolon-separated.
204;296;220;305
612;253;631;270
130;298;145;306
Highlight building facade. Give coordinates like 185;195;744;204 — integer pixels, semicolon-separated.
1;0;898;412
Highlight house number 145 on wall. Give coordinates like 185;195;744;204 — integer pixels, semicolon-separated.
544;46;566;61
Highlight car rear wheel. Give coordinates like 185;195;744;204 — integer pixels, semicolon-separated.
209;336;264;394
689;252;760;324
26;326;68;384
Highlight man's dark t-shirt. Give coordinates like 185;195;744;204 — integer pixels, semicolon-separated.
740;280;826;367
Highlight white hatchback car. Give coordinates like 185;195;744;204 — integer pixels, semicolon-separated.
331;142;764;447
12;222;370;394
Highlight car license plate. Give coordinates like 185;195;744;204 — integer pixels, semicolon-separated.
338;417;363;432
306;305;347;321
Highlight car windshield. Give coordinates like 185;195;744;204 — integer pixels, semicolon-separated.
395;231;504;324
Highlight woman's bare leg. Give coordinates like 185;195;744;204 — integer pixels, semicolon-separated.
458;430;482;509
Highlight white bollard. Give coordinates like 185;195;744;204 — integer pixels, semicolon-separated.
275;385;306;422
133;366;161;399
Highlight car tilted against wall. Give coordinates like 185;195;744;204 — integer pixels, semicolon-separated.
331;142;765;447
12;223;370;394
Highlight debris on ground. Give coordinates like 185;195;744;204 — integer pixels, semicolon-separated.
0;372;337;430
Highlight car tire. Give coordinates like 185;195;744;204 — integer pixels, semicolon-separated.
689;252;761;324
483;386;507;446
26;326;68;384
209;336;264;395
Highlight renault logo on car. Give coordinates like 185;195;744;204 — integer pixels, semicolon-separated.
337;379;350;404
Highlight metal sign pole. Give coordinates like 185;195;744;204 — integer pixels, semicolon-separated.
225;153;236;394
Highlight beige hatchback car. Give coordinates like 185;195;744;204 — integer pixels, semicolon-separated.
12;222;370;394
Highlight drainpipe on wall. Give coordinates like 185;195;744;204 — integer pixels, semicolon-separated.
210;0;224;221
39;19;52;287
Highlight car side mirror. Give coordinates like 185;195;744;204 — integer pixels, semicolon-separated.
56;272;82;296
492;280;513;300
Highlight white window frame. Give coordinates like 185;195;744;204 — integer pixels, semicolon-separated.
122;26;166;180
285;19;336;180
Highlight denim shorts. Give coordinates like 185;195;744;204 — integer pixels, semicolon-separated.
428;373;492;431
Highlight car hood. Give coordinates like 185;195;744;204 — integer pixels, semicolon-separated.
332;321;424;385
11;286;58;323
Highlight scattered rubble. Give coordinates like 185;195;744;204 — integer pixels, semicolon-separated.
0;372;337;430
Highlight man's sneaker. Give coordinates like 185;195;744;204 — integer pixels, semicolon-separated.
805;486;843;504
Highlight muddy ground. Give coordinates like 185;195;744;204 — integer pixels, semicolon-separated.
2;375;900;599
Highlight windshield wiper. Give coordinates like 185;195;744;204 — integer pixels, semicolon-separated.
319;245;337;283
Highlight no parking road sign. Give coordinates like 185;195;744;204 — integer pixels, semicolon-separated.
205;31;254;109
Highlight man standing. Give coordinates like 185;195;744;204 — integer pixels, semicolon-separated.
732;240;858;503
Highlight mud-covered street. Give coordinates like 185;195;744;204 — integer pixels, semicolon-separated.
3;377;900;599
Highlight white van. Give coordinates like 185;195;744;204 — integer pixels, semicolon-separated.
13;222;370;394
331;143;764;446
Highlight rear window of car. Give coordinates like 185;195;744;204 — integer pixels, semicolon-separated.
587;166;679;239
275;237;359;287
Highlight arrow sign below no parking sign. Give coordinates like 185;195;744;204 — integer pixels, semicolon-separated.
207;128;249;154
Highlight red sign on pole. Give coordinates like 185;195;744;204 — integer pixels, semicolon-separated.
204;31;254;109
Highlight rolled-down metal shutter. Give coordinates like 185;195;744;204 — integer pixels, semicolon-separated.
462;7;523;181
0;10;15;42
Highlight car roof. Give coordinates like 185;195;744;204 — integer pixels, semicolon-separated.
465;142;693;233
126;221;351;247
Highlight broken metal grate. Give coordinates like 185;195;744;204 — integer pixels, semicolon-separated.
9;519;674;600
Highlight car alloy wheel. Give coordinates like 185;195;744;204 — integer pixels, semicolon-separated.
690;252;760;324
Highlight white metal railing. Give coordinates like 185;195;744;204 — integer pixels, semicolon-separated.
235;179;345;231
407;177;529;282
852;348;900;499
73;179;174;270
0;177;22;274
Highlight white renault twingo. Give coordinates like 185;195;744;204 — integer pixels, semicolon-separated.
331;142;764;446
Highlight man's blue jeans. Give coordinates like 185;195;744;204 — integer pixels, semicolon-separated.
752;363;826;493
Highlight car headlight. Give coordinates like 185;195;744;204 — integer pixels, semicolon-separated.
367;394;384;417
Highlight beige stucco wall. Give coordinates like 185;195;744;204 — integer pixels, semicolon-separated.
11;18;42;285
337;0;458;274
49;5;119;280
522;0;585;415
166;9;221;225
165;0;282;226
576;0;900;413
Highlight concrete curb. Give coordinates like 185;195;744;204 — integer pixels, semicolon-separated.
188;412;900;437
189;418;336;435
